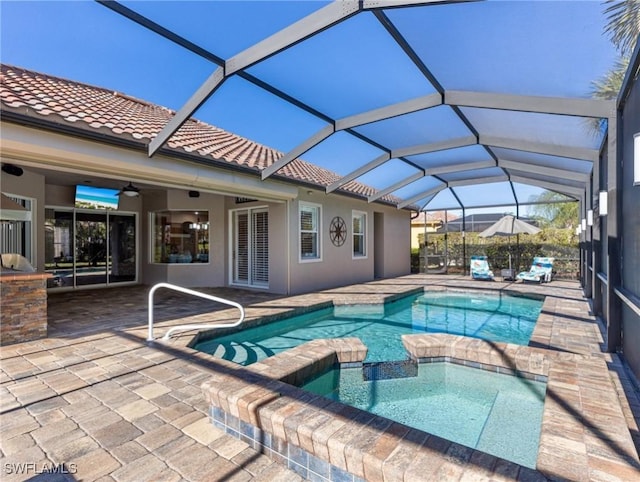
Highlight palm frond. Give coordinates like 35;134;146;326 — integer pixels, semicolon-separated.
590;57;630;99
585;56;629;136
603;0;640;56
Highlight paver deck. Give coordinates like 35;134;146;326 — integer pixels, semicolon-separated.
1;275;639;481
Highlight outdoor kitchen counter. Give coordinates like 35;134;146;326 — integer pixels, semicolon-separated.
0;270;52;345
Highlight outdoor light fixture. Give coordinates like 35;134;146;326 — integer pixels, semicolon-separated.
575;226;581;236
599;191;608;216
587;210;593;226
581;218;587;231
1;163;24;177
635;133;640;185
120;182;140;197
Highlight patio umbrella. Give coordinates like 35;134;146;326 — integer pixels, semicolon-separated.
479;215;541;271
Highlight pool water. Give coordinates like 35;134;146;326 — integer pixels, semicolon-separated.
303;362;546;469
194;291;543;365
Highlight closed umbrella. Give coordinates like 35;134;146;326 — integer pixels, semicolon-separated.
479;215;541;271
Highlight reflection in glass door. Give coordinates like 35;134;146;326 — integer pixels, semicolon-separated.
45;210;74;288
109;214;136;283
45;208;136;289
75;211;108;287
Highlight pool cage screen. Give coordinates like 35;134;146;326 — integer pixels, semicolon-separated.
417;203;580;279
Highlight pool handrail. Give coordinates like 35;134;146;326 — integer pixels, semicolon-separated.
147;282;245;341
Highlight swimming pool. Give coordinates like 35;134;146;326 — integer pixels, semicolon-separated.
194;291;543;364
302;362;546;469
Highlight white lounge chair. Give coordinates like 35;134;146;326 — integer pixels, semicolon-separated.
517;257;554;283
470;256;494;280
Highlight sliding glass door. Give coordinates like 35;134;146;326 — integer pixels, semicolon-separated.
45;208;136;289
109;214;136;283
75;211;108;286
45;210;74;288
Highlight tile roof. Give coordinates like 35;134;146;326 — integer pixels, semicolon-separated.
0;64;405;207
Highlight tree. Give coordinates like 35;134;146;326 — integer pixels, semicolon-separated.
588;57;630;134
590;1;639;100
603;0;640;57
590;57;630;100
528;191;578;230
588;1;639;132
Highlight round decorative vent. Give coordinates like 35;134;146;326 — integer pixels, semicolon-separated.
329;216;347;247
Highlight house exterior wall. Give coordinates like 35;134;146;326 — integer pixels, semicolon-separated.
286;188;410;295
133;183;409;295
264;201;289;294
379;208;412;279
620;67;640;379
410;225;424;250
4;170;410;296
1;122;412;297
410;224;437;250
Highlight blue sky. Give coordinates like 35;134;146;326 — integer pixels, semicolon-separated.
0;1;620;212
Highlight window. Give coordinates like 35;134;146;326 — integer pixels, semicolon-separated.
299;202;321;261
151;211;209;264
1;195;33;265
352;211;367;258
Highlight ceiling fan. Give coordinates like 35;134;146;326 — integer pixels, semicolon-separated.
118;181;141;197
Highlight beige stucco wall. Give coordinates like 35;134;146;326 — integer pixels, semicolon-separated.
286;188;410;295
377;206;412;279
411;225;426;250
410;224;442;250
143;190;410;295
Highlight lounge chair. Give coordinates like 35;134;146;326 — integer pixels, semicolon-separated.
517;257;554;283
470;255;494;280
1;253;36;272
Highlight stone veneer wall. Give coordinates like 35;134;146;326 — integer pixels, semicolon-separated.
0;272;50;345
202;334;640;481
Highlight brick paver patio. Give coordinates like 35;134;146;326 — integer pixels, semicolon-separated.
1;275;638;480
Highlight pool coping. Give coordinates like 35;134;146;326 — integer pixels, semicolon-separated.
201;334;639;481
